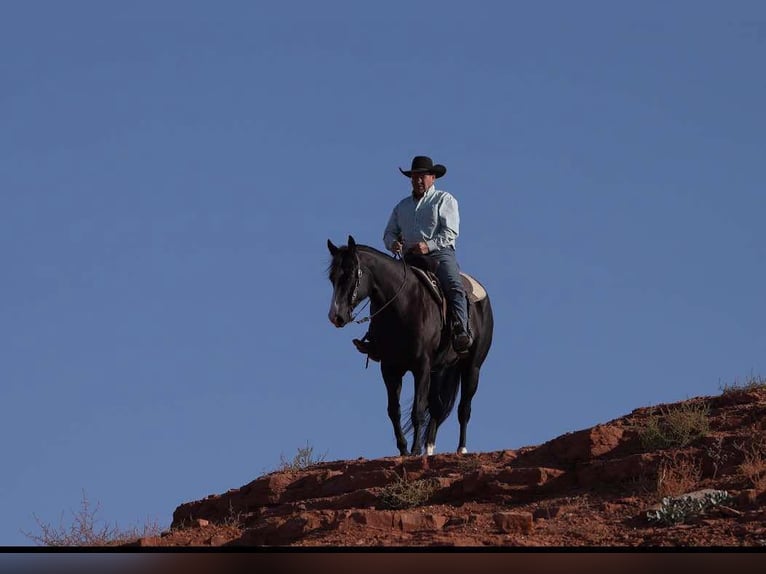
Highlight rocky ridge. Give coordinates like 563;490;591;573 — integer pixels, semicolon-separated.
126;387;766;547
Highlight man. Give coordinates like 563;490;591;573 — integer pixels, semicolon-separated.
354;155;473;360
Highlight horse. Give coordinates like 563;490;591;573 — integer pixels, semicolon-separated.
326;235;494;456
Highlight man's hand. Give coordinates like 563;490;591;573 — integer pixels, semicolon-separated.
408;242;430;255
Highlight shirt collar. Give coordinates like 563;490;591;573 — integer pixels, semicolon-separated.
411;184;435;201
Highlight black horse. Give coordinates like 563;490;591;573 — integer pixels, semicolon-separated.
327;235;494;456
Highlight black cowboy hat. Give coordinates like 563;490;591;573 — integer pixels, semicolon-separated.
399;155;447;179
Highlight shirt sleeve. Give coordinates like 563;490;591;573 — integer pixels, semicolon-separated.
383;205;401;252
427;194;460;251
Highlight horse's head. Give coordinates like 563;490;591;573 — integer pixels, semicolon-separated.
327;235;364;327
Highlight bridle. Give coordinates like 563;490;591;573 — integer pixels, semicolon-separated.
349;253;408;324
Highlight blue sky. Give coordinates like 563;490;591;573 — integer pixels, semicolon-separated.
1;0;764;546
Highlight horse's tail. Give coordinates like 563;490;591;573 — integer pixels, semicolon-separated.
430;364;462;428
403;364;462;446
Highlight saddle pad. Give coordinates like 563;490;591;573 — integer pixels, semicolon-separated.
410;267;487;303
460;272;487;303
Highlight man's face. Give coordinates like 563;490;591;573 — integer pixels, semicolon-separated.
411;172;435;196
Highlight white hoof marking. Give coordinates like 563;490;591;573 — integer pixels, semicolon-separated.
426;444;435;456
458;447;468;454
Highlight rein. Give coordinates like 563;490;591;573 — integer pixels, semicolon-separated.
350;253;408;324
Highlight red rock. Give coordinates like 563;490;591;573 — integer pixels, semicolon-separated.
533;506;562;520
396;512;448;532
283;470;344;502
319;469;399;497
348;510;396;530
495;466;566;487
209;535;228;546
492;512;533;534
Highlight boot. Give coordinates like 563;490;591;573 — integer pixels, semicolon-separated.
352;338;381;362
452;324;473;354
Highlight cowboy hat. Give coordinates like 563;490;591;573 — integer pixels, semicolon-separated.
399;155;447;179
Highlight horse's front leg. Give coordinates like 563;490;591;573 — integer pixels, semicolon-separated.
381;363;408;456
409;361;431;456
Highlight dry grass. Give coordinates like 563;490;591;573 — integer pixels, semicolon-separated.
735;431;766;490
656;453;702;499
719;373;766;395
221;500;248;528
738;455;766;490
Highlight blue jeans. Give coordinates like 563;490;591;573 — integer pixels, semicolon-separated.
406;246;469;333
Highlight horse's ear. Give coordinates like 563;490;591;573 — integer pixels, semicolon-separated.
327;239;339;256
348;235;356;250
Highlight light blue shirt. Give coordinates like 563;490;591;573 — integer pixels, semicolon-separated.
383;185;460;253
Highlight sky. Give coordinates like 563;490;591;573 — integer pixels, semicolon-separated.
1;0;765;548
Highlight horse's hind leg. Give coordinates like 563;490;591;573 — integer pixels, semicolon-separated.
381;363;408;456
456;364;481;454
424;384;439;456
424;366;457;456
409;362;431;456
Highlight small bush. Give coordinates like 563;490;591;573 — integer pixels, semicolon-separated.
378;475;439;510
704;435;729;480
22;491;162;547
639;402;711;450
278;442;328;471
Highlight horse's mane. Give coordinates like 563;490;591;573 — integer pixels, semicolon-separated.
326;243;396;278
355;244;395;259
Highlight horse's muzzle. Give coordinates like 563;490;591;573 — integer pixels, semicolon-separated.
329;312;348;328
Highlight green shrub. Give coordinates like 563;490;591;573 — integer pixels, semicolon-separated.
639;402;711;450
646;490;730;526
